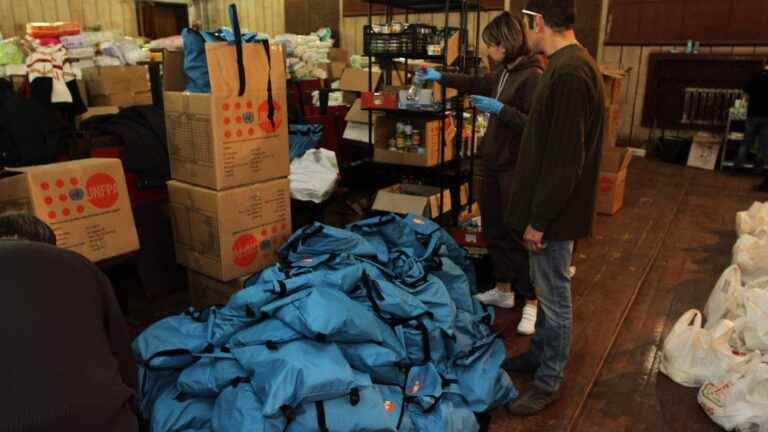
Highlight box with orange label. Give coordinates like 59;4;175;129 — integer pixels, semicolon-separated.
597;148;633;215
162;46;289;191
0;158;139;261
167;178;292;282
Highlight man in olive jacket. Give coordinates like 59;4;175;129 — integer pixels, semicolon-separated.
503;0;606;416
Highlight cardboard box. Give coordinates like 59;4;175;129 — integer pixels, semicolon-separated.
82;65;150;96
373;184;453;218
89;91;152;108
167;178;292;281
687;132;722;170
604;104;621;148
339;68;382;93
597;148;633;215
327;62;347;81
77;106;120;125
0;158;139;261
188;270;249;308
346;99;382;124
163;48;289;190
328;48;348;64
600;66;630;106
373;115;456;167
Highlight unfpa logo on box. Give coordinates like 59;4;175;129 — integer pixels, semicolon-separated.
86;173;119;209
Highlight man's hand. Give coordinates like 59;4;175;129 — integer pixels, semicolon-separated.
523;225;545;253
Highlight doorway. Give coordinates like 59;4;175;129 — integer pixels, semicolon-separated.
138;1;189;40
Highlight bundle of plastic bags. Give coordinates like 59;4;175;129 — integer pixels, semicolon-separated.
736;202;768;237
133;214;514;431
289;148;339;203
274;28;334;80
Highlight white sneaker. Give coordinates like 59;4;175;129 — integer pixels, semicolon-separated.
569;266;576;278
474;288;516;308
517;303;538;335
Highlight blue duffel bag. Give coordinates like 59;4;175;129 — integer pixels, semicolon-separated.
232;340;371;416
395;317;449;368
211;379;287;432
137;367;179;421
431;256;483;315
253;254;365;296
453;336;518;412
378;384;416;432
177;349;248;398
401;274;457;335
285;386;399;432
289;123;323;161
151;385;215;432
409;382;480;432
225;279;309;319
279;223;384;264
347;214;418;259
205;306;257;347
227;317;304;349
448;311;495;361
260;286;398;346
358;271;430;322
403;214;477;294
133;309;213;370
404;364;443;410
339;342;407;386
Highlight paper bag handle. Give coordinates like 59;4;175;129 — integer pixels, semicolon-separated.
228;4;246;97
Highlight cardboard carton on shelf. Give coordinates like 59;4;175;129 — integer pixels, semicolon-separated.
167;178;292;282
600;65;631;106
687;132;722;171
0;158;139;262
163;46;289;191
338;67;383;93
597;148;633;215
373;182;469;219
188;270;250;308
604;104;621;148
326;48;349;82
373;115;456;167
89;91;153;108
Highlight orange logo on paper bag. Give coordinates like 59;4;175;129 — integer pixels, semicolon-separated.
598;176;614;193
86;173;119;209
233;234;259;268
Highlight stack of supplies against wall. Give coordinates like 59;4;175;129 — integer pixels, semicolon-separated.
133;214;517;432
163;35;292;305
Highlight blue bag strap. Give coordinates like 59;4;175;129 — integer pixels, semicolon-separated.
228;4;246;97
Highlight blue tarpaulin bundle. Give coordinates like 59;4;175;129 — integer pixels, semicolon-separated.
133;213;517;431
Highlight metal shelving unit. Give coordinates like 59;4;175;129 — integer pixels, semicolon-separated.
363;0;482;226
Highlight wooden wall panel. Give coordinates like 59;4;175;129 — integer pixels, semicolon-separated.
205;0;285;35
607;0;768;46
1;0;142;37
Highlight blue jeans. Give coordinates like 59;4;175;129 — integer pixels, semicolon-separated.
735;117;768;168
519;240;574;392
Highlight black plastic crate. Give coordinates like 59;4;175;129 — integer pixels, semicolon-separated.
363;24;436;57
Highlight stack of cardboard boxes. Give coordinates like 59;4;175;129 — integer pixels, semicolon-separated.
162;45;292;308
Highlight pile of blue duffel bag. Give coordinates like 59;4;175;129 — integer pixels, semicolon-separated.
133;213;518;431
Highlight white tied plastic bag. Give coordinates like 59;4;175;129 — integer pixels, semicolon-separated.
733;234;768;284
698;356;768;432
660;310;749;387
741;289;768;352
736;201;768;237
289;148;340;204
705;265;744;329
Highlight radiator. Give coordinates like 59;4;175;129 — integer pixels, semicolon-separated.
681;88;742;126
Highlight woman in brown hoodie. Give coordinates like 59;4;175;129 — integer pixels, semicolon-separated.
418;12;544;335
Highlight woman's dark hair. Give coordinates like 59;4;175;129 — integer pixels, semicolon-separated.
482;12;531;63
0;213;57;245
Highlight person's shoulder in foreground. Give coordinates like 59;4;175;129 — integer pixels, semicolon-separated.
0;240;139;431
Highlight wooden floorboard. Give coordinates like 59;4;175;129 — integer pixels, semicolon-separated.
574;166;763;432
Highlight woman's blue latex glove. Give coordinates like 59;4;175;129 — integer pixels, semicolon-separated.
416;68;442;82
470;95;503;114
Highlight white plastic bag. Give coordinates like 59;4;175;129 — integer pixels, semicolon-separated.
660;310;748;387
733;235;768;284
289;148;339;204
698;356;768;431
741;289;768;352
705;265;744;328
736;201;768;237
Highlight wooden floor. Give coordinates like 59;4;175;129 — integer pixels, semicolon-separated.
490;158;764;431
